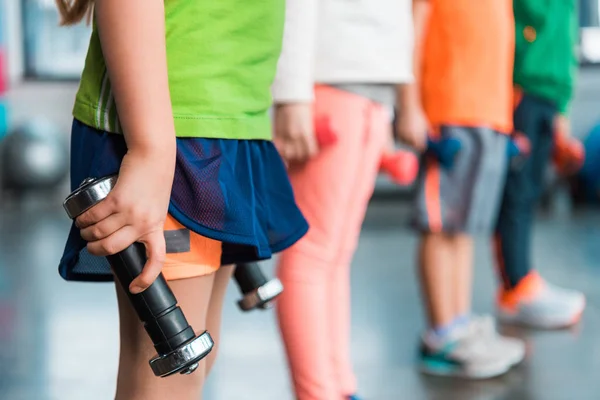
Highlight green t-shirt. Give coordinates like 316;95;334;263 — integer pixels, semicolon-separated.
73;0;284;139
513;0;578;113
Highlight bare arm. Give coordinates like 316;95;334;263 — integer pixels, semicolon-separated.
395;0;431;150
271;0;319;163
271;0;319;103
398;0;431;110
77;0;176;293
96;0;176;156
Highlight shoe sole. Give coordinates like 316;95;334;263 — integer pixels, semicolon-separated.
504;348;525;367
497;298;586;330
419;360;511;380
509;354;525;367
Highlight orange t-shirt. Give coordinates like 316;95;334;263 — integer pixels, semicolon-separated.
420;0;515;133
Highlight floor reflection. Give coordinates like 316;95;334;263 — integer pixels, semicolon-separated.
1;201;599;399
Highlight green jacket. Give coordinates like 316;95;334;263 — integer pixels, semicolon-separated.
513;0;578;113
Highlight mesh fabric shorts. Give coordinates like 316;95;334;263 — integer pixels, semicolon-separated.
413;125;508;235
59;119;308;282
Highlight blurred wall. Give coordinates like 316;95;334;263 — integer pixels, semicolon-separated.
2;0;24;83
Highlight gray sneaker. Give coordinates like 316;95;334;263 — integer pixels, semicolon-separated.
471;315;525;366
419;322;513;379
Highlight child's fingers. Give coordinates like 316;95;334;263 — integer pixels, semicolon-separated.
80;213;127;242
129;230;166;294
273;137;285;154
288;134;315;163
305;133;318;158
86;225;138;256
282;141;299;163
293;139;309;162
414;132;428;153
75;198;116;229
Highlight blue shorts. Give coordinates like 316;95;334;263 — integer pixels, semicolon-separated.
59;119;308;282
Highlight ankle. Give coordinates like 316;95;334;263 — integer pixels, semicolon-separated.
498;271;544;309
453;314;471;327
425;316;469;345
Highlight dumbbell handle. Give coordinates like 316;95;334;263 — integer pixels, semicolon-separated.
426;137;455;154
426;138;439;151
63;175;214;377
107;243;195;356
234;263;269;295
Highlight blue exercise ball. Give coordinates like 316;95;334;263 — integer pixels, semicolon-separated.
1;118;69;190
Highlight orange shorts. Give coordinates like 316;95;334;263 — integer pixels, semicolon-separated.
162;214;222;281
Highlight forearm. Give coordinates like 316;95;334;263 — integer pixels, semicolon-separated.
398;0;430;110
272;0;318;104
96;0;176;157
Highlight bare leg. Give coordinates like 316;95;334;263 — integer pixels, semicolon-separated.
204;264;235;376
418;233;456;328
114;274;215;400
453;235;474;318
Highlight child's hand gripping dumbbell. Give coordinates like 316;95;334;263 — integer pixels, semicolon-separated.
553;133;585;176
316;116;424;185
63;176;214;378
379;136;461;183
552;115;585;176
507;132;531;170
317;116;464;183
425;137;462;169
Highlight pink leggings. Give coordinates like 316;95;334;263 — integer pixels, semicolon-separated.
276;85;390;400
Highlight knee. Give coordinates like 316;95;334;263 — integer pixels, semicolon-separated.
502;182;539;210
115;358;206;400
277;248;335;283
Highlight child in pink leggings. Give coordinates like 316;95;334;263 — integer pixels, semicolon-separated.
271;0;413;398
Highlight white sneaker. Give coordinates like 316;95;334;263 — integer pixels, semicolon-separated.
497;273;585;329
471;315;525;366
419;321;513;379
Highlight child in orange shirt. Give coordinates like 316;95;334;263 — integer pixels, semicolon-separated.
397;0;525;378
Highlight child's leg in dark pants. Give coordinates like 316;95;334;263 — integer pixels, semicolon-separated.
495;94;585;328
495;95;554;288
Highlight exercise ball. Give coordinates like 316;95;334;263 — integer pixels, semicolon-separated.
0;118;69;191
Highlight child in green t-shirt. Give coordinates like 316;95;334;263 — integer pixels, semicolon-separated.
56;1;307;398
494;0;585;329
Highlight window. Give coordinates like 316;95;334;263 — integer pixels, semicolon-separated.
22;0;91;78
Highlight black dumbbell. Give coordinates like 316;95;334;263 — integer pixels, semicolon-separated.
234;263;283;311
63;175;213;377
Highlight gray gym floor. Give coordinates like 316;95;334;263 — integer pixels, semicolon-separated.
1;71;600;399
1;200;599;400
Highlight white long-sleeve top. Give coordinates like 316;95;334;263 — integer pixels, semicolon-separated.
272;0;414;103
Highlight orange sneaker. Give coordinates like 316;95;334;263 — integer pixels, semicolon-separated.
497;272;585;329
